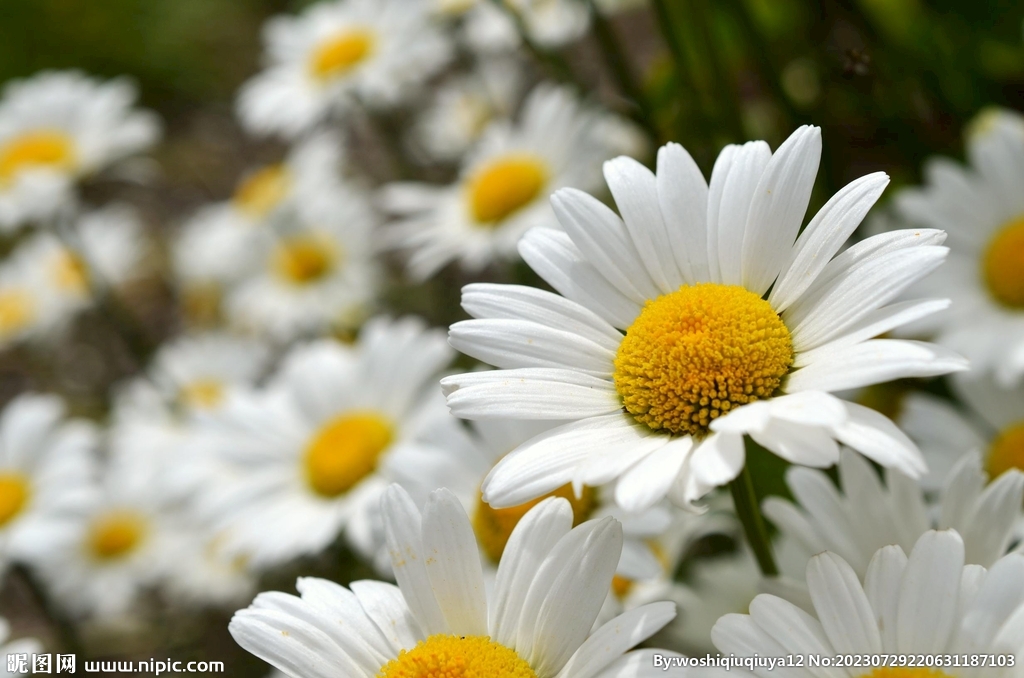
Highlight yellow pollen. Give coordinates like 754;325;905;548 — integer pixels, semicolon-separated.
611;574;634;599
467;155;548;225
0;473;30;527
180;379;225;410
88;512;146;560
233;165;291;218
0;290;35;337
272;235;339;284
983;215;1024;308
51;251;90;293
862;669;954;678
303;412;393;498
473;484;596;563
377;634;537;678
614;283;793;436
988;420;1024;480
0;130;76;184
309;30;375;81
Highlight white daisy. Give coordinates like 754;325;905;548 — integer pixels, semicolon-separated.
763;448;1024;582
35;459;175;619
161;517;256;609
458;0;591;51
229;484;680;678
237;0;452;138
382;84;629;280
225;184;379;341
711;529;1024;677
0;70;160;230
0;394;95;578
72;203;150;288
442;126;967;514
199;317;456;569
0;256;50;351
890;108;1024;386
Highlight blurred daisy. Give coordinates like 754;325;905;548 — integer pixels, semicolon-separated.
891;108;1024;386
457;0;590;52
382;84;625;279
201;318;455;569
711;530;1024;676
230;484;680;678
763;448;1024;580
237;0;451;138
226;186;379;341
36;461;175;619
442;127;966;513
0;257;48;351
0;394;95;578
0;70;160;230
161;518;255;609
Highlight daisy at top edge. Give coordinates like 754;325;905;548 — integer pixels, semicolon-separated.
229;483;681;678
886;108;1024;388
236;0;452;139
441;125;968;514
709;529;1024;678
0;70;160;231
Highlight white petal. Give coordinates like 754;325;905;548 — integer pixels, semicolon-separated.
748;595;848;678
557;602;677;678
770;171;889;312
229;608;367;678
614;436;692;512
689;431;746;487
709;141;772;285
863;545;907;651
347;580;422;651
806;552;883;654
897;530;964;653
751;419;840;468
831;402;927;478
441;368;620;420
743;126;822;296
449;319;615;376
656;142;710;283
712;610;816;678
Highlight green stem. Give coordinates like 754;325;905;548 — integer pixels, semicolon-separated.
587;1;660;142
729;446;778;576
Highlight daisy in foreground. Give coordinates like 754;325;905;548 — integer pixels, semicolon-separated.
229;484;679;678
443;126;968;512
710;530;1024;677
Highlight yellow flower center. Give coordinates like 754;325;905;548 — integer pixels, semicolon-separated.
983;215;1024;308
614;283;793;436
377;634;537;678
233;165;291;218
309;30;376;81
180;379;225;410
611;574;634;599
0;130;76;184
467;155;548;225
50;251;90;293
303;412;394;498
272;235;339;285
88;512;147;560
0;290;35;337
0;473;30;527
473;484;596;563
862;669;954;678
988;420;1024;480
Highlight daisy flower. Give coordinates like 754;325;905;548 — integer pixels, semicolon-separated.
237;0;451;138
457;0;590;51
442;126;967;513
161;518;255;609
763;448;1024;581
229;484;680;678
0;394;95;578
225;184;379;341
382;84;629;280
711;529;1024;677
0;70;160;230
199;318;456;569
890;108;1024;386
0;256;50;351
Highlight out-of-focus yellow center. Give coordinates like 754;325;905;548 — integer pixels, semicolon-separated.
88;512;147;560
984;215;1024;308
0;473;30;527
611;541;668;600
272;235;339;284
614;283;793;436
304;412;393;498
310;30;375;81
437;0;478;15
0;290;35;336
473;484;596;563
51;251;90;293
180;379;225;410
0;130;76;184
467;155;548;225
377;634;537;678
862;669;954;678
988;421;1024;480
233;165;291;218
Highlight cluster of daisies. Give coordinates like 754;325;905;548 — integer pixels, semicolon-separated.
1;0;1024;675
